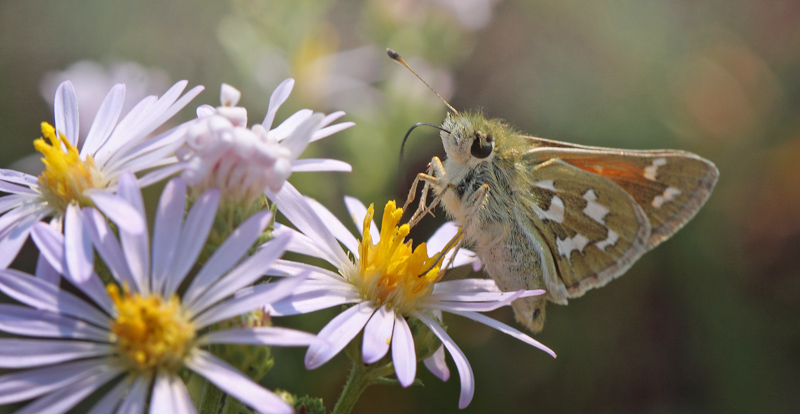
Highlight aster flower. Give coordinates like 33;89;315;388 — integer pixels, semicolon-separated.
178;79;354;205
0;80;203;270
262;183;555;408
0;173;315;414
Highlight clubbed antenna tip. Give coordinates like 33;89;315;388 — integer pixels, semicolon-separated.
386;48;459;115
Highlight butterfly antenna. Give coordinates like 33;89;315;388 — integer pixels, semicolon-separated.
387;48;459;115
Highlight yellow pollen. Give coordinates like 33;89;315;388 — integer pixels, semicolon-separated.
353;201;459;314
107;284;195;372
34;122;104;212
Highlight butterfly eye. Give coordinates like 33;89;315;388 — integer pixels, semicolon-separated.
470;133;494;159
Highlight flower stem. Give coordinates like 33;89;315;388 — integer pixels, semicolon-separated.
331;361;395;414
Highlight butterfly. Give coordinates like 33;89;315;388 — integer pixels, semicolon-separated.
390;49;719;333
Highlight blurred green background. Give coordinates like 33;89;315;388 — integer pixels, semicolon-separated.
2;0;799;413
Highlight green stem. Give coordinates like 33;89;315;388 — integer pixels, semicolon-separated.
198;378;225;414
331;362;395;414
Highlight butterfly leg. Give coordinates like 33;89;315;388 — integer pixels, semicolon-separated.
407;157;454;227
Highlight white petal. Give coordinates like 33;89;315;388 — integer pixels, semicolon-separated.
426;222;459;252
317;110;345;128
310;121;355;142
117;374;151;414
271;224;329;260
136;162;185;188
54;81;80;146
343;196;378;241
30;222;66;274
267;287;361;317
0;304;109;341
0;179;37;195
164;188;220;297
151;371;196;414
15;362;122;414
304;197;359;254
87;374;130;414
262;78;294;131
168;374;197;414
282;113;323;160
151;178;186;295
82;84;125;157
448;310;557;358
34;253;60;284
391;315;417;388
82;207;137;289
423;345;450;381
0;194;32;217
0;211;40;269
0;168;39;188
412;311;475;409
362;306;394;364
264;259;345;281
432;279;503;294
102;82;203;168
185;231;290;315
421;290;533;312
65;205;93;283
102;128;185;179
220;83;242;107
424;289;540;304
305;301;375;369
0;200;44;235
186;350;293;414
98;95;156;166
291;158;352;172
201;326;317;347
269;109;312;141
88;190;146;235
183;210;272;305
0;269;110;327
0;359;105;404
268;182;349;266
0;338;112;368
191;271;305;328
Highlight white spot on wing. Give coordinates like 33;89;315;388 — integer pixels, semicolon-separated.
557;233;590;259
644;158;667;181
582;189;609;224
535;180;556;191
534;196;565;223
595;229;619;251
652;187;682;208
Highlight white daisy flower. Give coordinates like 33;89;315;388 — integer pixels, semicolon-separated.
0;173;315;414
178;79;354;205
261;183;556;409
0;79;203;270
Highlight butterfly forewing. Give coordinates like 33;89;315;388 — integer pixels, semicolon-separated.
523;139;719;248
520;159;651;303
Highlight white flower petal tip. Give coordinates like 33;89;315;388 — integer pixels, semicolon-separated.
220;84;242;107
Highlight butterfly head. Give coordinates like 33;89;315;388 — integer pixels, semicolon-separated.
441;112;501;165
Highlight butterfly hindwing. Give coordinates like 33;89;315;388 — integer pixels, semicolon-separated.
517;158;651;303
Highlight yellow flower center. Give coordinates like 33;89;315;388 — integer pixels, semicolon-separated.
352;201;459;314
34;122;104;212
108;284;196;372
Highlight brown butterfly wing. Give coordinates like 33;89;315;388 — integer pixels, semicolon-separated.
523;137;719;248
